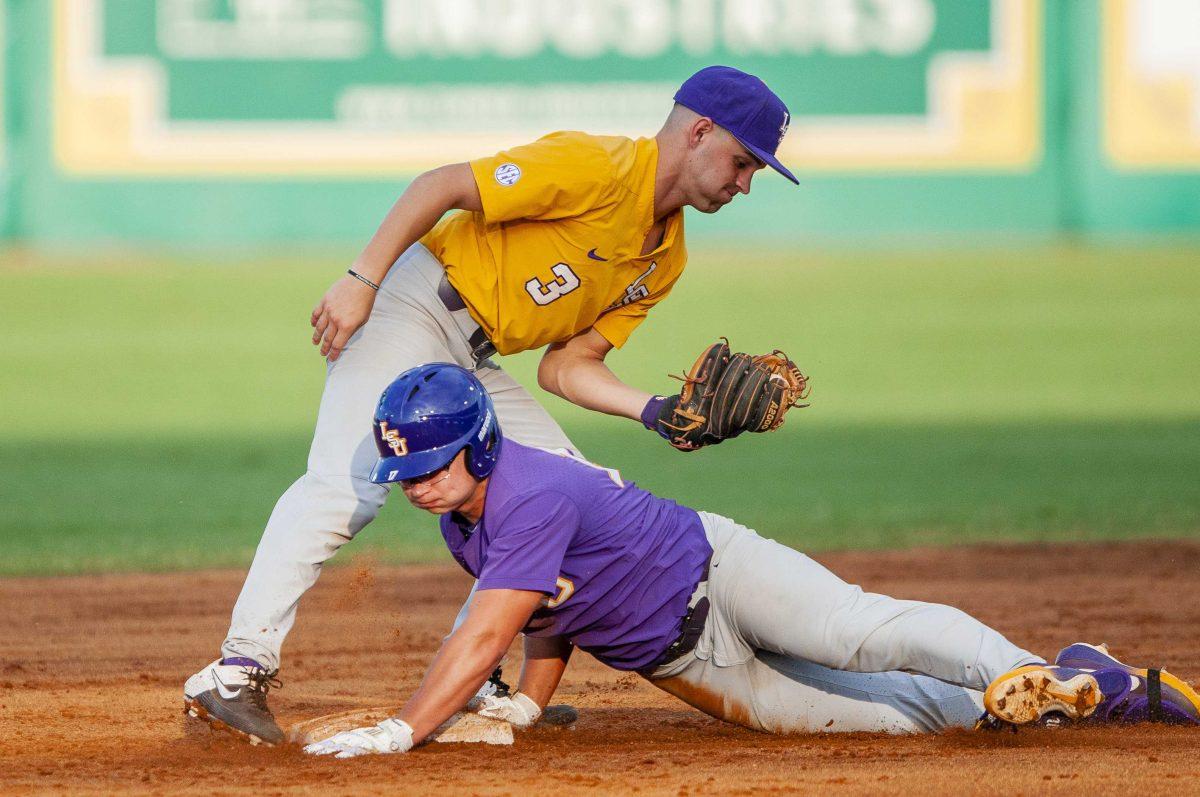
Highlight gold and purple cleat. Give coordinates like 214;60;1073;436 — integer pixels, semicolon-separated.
982;643;1200;728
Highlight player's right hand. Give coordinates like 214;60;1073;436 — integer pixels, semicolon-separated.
310;273;377;361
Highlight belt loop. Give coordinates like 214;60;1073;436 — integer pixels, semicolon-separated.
436;273;467;312
469;329;497;364
649;596;710;672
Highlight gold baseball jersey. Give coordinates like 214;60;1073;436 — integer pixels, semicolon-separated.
420;131;687;356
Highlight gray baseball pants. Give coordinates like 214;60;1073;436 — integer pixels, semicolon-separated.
645;512;1042;733
221;244;576;671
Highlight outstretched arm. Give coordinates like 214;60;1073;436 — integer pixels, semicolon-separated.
311;163;483;360
397;588;543;744
538;327;653;421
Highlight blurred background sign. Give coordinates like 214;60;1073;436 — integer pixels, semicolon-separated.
1;0;1195;242
53;0;1038;173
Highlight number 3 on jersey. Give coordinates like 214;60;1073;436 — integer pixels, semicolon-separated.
525;263;580;306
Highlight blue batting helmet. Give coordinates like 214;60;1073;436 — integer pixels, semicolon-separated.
368;363;501;484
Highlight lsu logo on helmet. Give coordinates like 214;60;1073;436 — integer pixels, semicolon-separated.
378;421;408;456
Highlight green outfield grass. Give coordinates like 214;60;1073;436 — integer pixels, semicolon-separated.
2;244;1198;575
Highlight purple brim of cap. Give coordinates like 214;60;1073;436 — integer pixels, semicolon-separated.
729;130;798;185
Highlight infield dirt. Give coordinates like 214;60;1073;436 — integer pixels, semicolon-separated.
3;541;1198;796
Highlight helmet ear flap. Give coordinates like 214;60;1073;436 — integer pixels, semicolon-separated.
464;445;483;479
465;419;501;479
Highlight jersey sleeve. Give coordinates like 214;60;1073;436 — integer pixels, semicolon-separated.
592;264;685;349
476;492;579;594
469;133;616;224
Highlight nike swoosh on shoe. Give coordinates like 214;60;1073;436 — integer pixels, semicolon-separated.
214;675;243;700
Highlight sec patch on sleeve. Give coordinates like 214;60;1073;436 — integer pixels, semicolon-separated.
493;163;522;186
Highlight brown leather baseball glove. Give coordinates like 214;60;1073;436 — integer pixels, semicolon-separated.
650;339;810;450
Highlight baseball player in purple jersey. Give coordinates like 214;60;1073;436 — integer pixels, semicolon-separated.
304;364;1200;758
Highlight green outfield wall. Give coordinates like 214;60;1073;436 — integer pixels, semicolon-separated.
1;0;1197;244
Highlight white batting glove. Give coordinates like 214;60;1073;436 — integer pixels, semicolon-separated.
471;691;542;729
303;718;414;758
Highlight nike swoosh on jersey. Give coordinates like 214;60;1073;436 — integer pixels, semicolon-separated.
587;248;608;261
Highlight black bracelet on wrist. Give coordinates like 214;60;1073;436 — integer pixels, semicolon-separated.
347;268;381;291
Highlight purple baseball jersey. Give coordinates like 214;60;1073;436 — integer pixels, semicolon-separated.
440;441;711;670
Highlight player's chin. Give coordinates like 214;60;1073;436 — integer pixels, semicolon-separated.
699;195;734;214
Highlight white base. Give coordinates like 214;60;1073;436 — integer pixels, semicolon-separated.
287;706;513;746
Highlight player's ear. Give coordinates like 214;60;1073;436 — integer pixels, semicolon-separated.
689;116;715;149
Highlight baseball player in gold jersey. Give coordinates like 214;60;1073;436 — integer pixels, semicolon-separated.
183;66;800;745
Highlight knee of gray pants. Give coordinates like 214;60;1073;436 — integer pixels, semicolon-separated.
258;470;389;556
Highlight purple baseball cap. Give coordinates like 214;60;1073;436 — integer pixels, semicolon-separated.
674;65;798;185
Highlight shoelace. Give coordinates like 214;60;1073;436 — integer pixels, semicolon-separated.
484;667;511;699
243;668;283;711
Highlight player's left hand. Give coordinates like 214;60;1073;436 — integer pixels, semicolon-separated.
651;339;810;449
303;717;414;758
469;691;542;728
